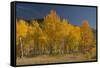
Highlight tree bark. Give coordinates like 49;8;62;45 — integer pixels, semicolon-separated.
19;37;24;58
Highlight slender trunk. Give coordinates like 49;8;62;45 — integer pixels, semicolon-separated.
19;37;24;58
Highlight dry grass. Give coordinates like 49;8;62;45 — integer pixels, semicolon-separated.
16;54;96;65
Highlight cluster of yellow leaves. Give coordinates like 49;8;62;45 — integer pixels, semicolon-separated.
16;19;28;38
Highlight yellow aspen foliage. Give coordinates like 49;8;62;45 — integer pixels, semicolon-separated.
16;19;28;38
32;20;43;34
44;10;61;24
80;20;94;53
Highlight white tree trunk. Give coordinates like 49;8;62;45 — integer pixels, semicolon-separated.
19;37;24;58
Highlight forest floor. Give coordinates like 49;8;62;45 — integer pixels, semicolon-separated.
16;54;96;65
